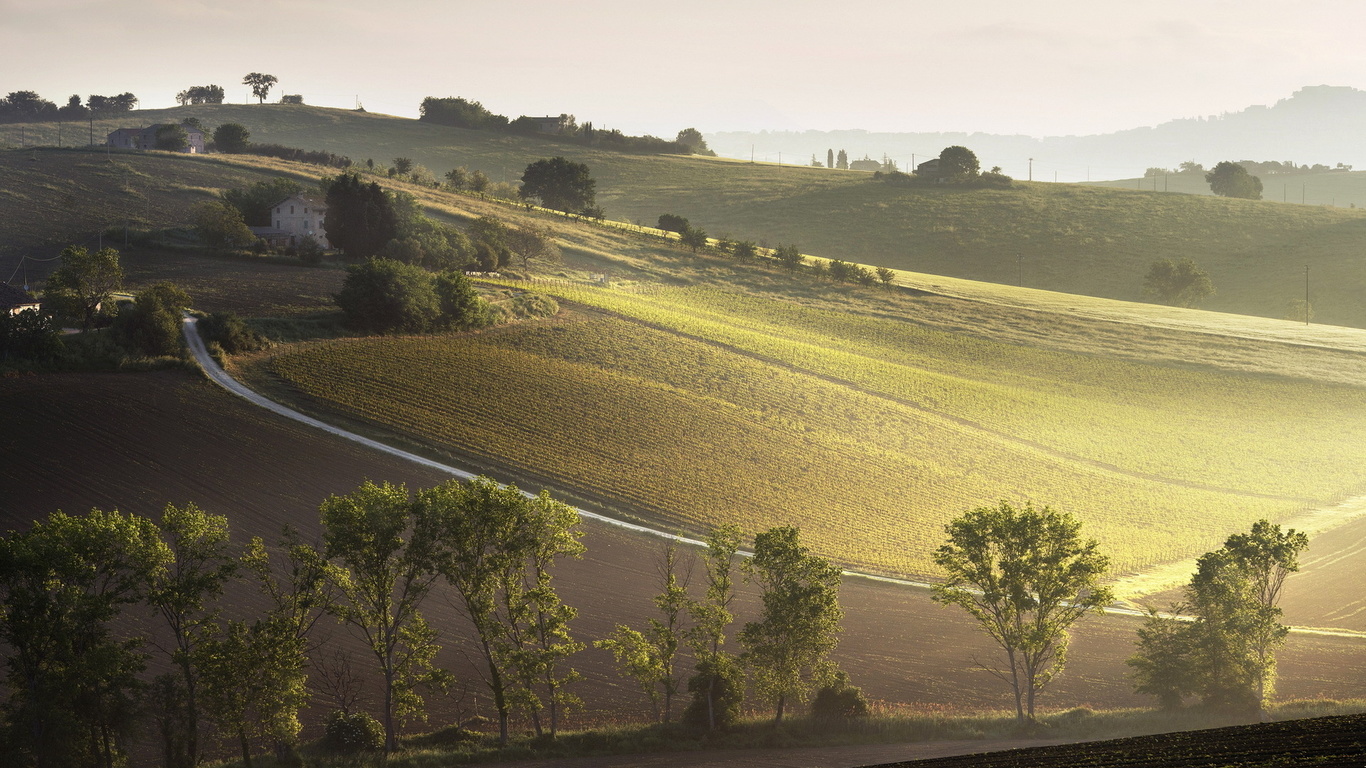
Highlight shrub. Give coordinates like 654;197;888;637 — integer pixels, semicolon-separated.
508;291;558;319
682;654;744;731
197;312;267;354
322;710;384;753
810;673;869;721
334;258;440;334
297;235;323;265
657;214;690;233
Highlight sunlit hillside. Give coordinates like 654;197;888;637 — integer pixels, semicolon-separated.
8;105;1366;329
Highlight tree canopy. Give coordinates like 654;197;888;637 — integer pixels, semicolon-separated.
938;145;981;183
932;501;1112;723
1143;257;1215;308
45;245;123;330
520;157;597;214
1206;161;1263;199
242;73;278;104
324;172;398;259
213;123;250;154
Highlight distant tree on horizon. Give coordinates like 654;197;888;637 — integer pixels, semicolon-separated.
828;148;834;169
242;73;278;104
1206;161;1263;199
836;149;848;170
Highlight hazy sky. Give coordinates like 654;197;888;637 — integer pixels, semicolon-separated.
3;0;1364;137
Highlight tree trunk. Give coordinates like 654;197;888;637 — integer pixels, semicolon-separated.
706;675;716;730
180;656;199;766
1009;650;1025;723
383;663;396;753
774;693;785;724
238;727;253;768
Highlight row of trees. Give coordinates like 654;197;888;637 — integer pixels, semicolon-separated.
175;85;226;106
417;97;713;156
0;479;855;764
0;91;137;122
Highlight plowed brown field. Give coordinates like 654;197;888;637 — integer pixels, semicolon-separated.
3;370;1363;740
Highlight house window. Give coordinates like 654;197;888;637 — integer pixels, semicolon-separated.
276;220;281;229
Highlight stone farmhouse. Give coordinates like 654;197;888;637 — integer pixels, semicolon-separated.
106;124;206;153
250;195;330;249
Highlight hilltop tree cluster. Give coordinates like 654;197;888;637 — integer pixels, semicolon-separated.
175;85;226;106
0;90;137;122
418;96;714;156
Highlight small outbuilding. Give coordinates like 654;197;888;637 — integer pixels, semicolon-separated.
0;283;41;315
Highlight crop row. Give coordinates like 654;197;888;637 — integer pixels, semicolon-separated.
513;281;1366;502
262;320;1287;576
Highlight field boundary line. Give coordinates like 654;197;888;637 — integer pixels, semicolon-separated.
180;318;1366;640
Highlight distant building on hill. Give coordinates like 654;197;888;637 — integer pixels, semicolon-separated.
0;283;40;315
106;124;206;153
254;195;330;249
524;115;573;134
849;156;882;172
916;158;942;181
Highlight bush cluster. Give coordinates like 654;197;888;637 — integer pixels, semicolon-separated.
322;710;384;753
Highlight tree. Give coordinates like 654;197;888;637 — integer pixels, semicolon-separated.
1126;606;1197;710
773;244;803;271
520;156;597;214
1143;257;1215;308
675;128;710;154
740;527;843;723
111;282;192;357
147;503;238;768
243;73;278;104
221;177;302;227
321;481;446;754
156;123;189;152
0;510;168;768
1187;521;1307;711
324;172;398;259
444;166;469;190
1206;161;1263;199
44;245;123;331
423;478;582;742
597;542;692;723
836;149;848;170
192;200;255;249
506;223;561;271
828;149;834;170
683;525;742;730
657;213;690;233
334;258;441;334
213;123;250;153
679;226;709;253
938;145;980;183
0;309;62;365
392;157;414;177
931;501;1112;723
875;266;895;287
469;169;491;195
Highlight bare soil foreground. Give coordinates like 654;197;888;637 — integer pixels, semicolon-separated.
867;713;1366;768
3;370;1365;763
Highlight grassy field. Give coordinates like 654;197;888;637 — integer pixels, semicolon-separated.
10;105;1366;327
239;286;1366;578
1087;168;1366;208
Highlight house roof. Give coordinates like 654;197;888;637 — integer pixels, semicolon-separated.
0;282;39;309
270;195;327;209
107;124;205;138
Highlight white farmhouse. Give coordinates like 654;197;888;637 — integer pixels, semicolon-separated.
267;195;330;249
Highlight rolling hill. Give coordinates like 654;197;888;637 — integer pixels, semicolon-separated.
7;104;1366;329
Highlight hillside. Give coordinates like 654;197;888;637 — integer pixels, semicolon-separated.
1086;166;1366;209
8;106;1366;328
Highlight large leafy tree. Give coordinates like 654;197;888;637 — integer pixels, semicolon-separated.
520;156;597;214
740;526;843;723
334;258;441;334
1131;520;1308;712
0;510;168;768
324;172;398;259
242;73;278;104
1205;161;1263;199
213;123;250;154
321;481;446;754
147;503;238;768
1143;257;1215;308
111;282;191;358
44;245;123;330
938;145;981;183
932;501;1112;723
155;123;188;152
